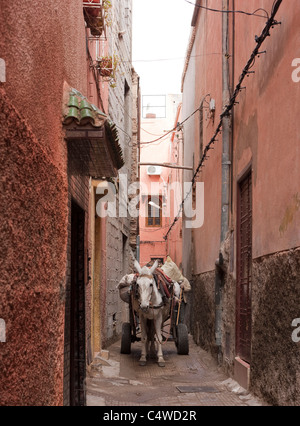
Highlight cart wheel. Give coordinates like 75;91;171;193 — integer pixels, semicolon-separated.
121;322;131;354
176;323;189;355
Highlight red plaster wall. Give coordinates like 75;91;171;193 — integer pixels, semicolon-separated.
0;0;90;406
0;89;68;405
0;0;87;169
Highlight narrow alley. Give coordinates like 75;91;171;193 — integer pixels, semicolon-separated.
85;335;266;407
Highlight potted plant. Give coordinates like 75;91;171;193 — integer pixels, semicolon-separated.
97;54;120;87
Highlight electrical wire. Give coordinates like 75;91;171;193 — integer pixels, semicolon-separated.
184;0;270;20
139;98;210;145
139;128;176;145
140;134;171;145
141;128;170;137
163;0;283;241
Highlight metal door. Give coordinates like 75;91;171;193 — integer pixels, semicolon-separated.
236;172;252;364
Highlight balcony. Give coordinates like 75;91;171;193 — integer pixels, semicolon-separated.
83;0;111;38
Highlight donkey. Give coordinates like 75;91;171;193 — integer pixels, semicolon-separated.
132;260;172;367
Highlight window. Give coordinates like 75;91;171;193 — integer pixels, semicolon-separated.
146;196;162;227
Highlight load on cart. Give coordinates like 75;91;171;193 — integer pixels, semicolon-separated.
117;256;191;367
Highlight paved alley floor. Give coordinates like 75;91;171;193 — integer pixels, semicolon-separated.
85;335;267;407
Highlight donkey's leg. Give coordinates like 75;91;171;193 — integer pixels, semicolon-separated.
147;320;156;358
154;314;165;367
139;315;148;366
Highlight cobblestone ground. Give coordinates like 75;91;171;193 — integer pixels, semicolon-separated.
85;335;267;407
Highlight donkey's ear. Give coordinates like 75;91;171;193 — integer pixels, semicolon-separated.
150;260;159;275
134;260;142;275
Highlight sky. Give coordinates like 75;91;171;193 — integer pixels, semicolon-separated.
132;0;194;96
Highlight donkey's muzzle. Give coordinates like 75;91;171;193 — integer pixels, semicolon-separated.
140;305;149;313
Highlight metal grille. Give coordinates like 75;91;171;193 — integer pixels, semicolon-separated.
236;173;252;364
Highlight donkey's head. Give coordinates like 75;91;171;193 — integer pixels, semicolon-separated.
134;260;159;312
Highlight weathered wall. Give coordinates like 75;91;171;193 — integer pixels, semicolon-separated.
101;0;134;347
251;248;300;406
0;88;68;406
182;0;300;406
229;0;300;404
190;272;217;356
182;0;223;363
0;0;87;166
129;70;140;255
103;216;130;347
0;0;89;406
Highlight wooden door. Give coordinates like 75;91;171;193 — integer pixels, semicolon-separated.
236;172;252;364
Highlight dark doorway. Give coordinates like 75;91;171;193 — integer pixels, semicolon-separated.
236;172;252;364
70;201;86;406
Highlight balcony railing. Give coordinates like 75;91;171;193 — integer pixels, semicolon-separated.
83;0;105;37
83;0;112;39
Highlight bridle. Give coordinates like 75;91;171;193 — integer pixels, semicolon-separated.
133;273;164;310
139;274;154;280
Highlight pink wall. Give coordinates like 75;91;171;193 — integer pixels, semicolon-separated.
184;0;300;272
192;6;223;274
168;105;183;268
232;0;300;258
139;97;183;268
181;0;300;404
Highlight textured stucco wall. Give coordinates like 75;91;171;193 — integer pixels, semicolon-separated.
251;249;300;406
0;1;87;165
190;271;217;357
0;88;68;406
0;0;89;406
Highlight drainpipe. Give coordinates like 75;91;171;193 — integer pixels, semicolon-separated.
137;75;141;263
215;0;231;363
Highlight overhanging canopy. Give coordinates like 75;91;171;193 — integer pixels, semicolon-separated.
63;87;124;178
